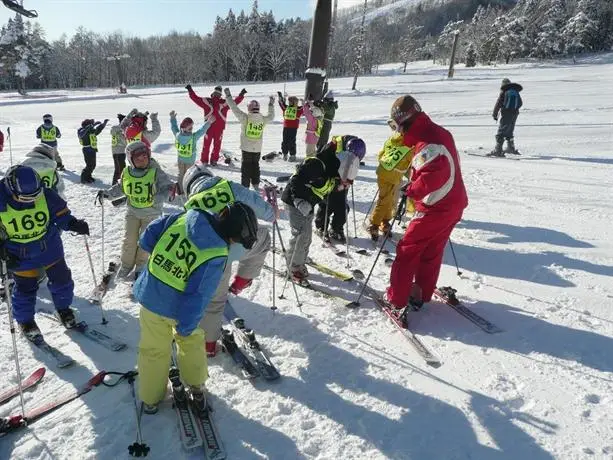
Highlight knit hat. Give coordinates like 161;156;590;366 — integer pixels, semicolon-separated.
501;78;511;87
248;100;260;113
212;85;222;97
180;117;194;130
42;114;53;123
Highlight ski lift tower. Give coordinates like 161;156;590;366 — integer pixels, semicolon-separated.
305;0;332;101
106;53;130;93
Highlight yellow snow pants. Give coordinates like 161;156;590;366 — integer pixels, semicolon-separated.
371;179;399;227
137;306;208;405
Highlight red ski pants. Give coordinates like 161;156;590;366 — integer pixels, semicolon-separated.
387;210;462;307
200;131;223;164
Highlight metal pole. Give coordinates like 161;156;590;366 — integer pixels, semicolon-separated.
448;31;460;79
7;127;13;166
351;184;357;238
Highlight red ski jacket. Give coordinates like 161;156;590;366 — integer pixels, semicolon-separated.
403;113;468;215
187;88;244;135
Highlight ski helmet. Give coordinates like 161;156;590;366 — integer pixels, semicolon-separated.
125;141;151;169
288;96;298;105
388;95;422;132
42;113;53;123
324;90;334;100
346;137;366;160
31;143;57;161
183;163;214;197
4;165;43;203
81;119;94;127
501;78;511;88
180;117;194;131
311;105;323;119
248;100;260;113
218;202;258;250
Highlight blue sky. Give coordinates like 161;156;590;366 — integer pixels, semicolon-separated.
0;0;362;41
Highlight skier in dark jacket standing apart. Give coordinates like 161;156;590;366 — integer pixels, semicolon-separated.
316;90;338;150
78;118;108;184
36;114;65;170
385;95;468;313
186;84;246;166
490;78;523;156
277;92;304;161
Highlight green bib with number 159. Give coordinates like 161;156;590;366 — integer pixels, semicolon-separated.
148;213;228;291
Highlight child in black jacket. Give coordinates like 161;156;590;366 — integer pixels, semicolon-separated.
78;118;108;183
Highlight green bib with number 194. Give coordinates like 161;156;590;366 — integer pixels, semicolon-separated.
183;179;235;213
0;194;50;243
148;214;228;291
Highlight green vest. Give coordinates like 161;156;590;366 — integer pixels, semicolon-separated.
379;139;411;171
111;133;120;147
315;119;323;137
311;178;335;200
148;213;228;291
333;136;344;154
175;137;194;158
245;120;264;139
0;194;50;243
41;126;57;142
38;168;58;189
79;133;97;149
184;179;235;213
284;106;297;121
122;167;156;208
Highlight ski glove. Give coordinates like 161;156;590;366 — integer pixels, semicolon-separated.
67;218;90;236
240;88;247;96
185;84;192;91
277;91;283;100
493;114;498;121
294;199;312;217
223;88;231;97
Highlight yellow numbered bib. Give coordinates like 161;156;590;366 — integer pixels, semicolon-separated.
284;106;297;120
41;127;57;142
175;137;194;158
122;167;156;208
148;213;228;291
379;141;411;171
38;168;58;189
0;194;50;243
245;120;264;139
111;133;119;147
184;179;235;213
315;119;323;137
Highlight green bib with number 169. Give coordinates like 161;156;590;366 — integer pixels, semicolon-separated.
0;194;50;243
148;213;228;291
183;179;235;213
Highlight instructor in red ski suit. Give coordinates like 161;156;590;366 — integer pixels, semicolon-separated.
185;84;245;165
385;95;468;309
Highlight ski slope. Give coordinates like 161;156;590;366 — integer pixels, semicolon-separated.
1;54;612;459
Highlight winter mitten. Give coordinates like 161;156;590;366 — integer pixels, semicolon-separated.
224;88;231;97
277;91;283;99
67;218;90;236
150;112;158;120
185;84;192;91
269;96;275;105
240;88;247;96
169;110;176;118
294;199;312;217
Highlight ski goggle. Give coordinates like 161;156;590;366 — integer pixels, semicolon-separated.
387;118;400;132
14;188;42;204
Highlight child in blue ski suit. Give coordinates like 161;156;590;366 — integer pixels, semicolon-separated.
0;165;90;340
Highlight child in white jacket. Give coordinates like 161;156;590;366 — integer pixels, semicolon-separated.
225;87;275;190
21;144;65;199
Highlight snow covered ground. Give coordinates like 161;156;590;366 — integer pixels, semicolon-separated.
1;54;612;459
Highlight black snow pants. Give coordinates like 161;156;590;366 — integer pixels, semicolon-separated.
315;187;348;233
241;150;261;189
281;127;297;157
496;109;519;143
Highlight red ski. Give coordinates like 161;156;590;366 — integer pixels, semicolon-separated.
0;368;46;405
0;371;107;436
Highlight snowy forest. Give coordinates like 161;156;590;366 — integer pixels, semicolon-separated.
1;0;612;90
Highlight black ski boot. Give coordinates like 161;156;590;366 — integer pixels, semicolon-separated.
19;320;43;342
328;228;346;244
504;138;520;155
189;387;208;417
56;308;77;329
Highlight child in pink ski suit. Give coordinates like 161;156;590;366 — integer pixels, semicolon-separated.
303;100;324;157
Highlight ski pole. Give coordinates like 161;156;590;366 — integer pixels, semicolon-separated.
276;222;302;307
127;374;150;457
345;203;351;269
98;193;105;282
1;258;26;419
271;222;277;312
448;239;462;276
347;195;407;308
6;127;13;166
351;184;357;238
323;193;331;240
83;236;108;325
362;188;379;229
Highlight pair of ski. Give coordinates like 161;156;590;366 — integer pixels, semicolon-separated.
1;371;107;436
169;352;226;459
271;247;359;282
221;301;280;381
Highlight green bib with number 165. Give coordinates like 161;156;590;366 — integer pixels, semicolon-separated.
0;194;50;243
183;179;235;213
